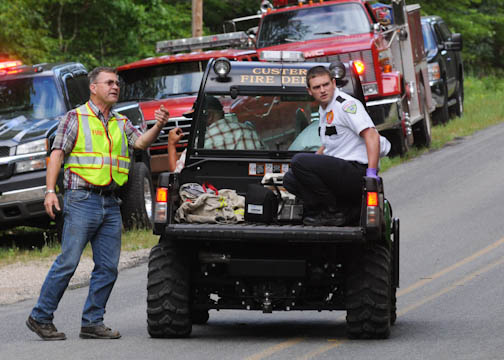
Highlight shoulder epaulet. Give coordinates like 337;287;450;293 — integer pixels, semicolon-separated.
336;96;346;103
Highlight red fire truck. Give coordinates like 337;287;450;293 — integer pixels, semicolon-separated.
115;32;258;176
254;0;434;155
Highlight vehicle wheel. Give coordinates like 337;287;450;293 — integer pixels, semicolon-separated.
451;79;464;118
345;245;392;339
120;161;153;230
384;127;408;157
191;309;210;325
432;81;449;125
147;240;192;338
390;285;397;326
413;83;432;148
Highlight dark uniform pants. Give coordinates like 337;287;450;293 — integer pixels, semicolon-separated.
283;153;367;213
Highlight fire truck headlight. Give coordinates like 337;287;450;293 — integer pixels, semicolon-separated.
363;83;379;96
329;61;346;80
213;58;231;78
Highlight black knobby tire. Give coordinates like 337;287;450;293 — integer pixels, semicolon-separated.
383;128;408;158
395;127;409;157
191;310;210;325
432;81;450;125
120;161;153;230
413;83;432;148
345;245;392;339
147;242;192;338
390;285;397;326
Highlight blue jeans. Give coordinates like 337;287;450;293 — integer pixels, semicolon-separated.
30;190;122;327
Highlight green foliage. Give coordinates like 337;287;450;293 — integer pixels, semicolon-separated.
0;1;502;81
203;0;262;33
0;0;192;69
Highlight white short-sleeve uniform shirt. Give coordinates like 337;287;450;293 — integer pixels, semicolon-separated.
318;88;390;164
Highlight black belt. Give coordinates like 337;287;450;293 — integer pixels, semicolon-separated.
88;188;117;197
350;161;367;169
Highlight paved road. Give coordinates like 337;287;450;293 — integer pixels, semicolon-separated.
2;123;504;360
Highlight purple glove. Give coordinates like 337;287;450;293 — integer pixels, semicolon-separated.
366;168;379;180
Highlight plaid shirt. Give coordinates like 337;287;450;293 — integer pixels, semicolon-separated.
52;100;141;190
204;116;264;150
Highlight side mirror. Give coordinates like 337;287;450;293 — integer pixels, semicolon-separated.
445;33;463;51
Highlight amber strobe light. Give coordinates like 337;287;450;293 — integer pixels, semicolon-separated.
156;188;168;203
367;192;378;207
154;187;169;223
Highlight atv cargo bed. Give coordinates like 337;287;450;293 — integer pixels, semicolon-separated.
162;223;365;243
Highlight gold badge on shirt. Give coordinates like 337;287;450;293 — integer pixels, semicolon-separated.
326;110;334;124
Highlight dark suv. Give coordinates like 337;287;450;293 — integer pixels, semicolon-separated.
421;16;464;125
0;61;89;231
0;61;155;233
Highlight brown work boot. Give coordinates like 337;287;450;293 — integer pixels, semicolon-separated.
79;324;121;339
26;316;66;341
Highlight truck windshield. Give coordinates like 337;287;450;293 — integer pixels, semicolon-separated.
421;22;437;51
118;61;207;102
0;76;65;120
193;93;320;152
256;3;371;48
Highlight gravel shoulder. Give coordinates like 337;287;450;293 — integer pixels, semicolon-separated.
0;248;150;305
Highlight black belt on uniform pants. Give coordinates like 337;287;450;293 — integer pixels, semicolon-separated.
350;161;367;169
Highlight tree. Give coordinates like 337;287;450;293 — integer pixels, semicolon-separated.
2;0;503;74
0;0;192;68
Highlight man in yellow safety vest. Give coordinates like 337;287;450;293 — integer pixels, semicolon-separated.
26;66;169;341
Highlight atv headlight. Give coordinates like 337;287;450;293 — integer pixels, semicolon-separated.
213;58;231;79
16;139;48;155
329;61;346;80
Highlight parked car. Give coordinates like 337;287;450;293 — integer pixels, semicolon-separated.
421;15;464;125
0;61;89;232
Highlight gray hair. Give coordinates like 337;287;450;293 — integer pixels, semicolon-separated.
88;66;117;84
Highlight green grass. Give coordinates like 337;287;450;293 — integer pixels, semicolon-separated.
2;75;504;267
0;228;158;266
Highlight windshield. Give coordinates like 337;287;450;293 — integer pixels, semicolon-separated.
422;22;437;51
118;61;207;102
0;76;65;120
257;3;371;48
193;93;321;152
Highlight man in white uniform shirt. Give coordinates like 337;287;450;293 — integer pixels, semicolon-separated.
283;65;390;226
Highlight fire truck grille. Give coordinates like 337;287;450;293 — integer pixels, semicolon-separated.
309;50;376;83
146;117;192;155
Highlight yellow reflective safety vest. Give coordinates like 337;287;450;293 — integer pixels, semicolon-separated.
65;103;131;186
